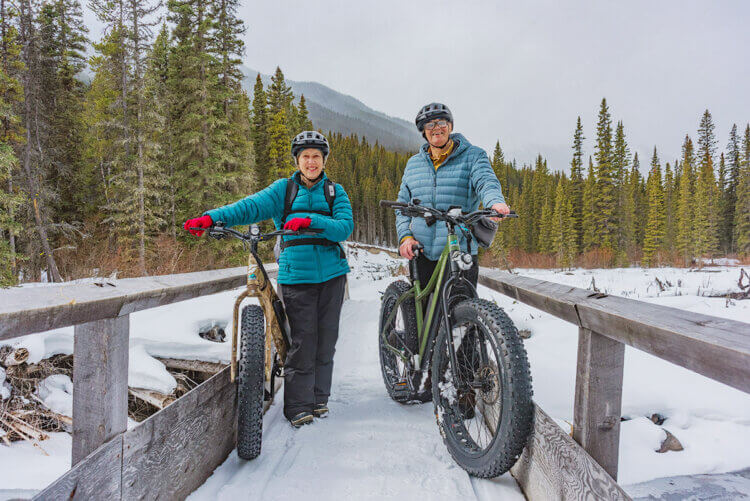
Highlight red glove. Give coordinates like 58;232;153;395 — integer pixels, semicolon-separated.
184;214;213;236
284;217;312;231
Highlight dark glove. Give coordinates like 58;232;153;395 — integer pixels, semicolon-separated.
283;217;312;231
184;214;213;236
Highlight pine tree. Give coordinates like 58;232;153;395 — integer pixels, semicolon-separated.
725;124;741;252
296;94;312;131
676;136;696;261
552;177;575;267
569;117;584;252
642;147;664;266
629;153;646;249
0;0;25;284
663;161;676;252
267;107;293;179
267;66;293;122
717;153;730;252
694;110;719;257
734;125;750;254
612;120;630;262
538;178;554;254
250;73;270;190
594;98;616;252
582;157;597;251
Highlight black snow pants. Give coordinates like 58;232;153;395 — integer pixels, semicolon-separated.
280;274;347;419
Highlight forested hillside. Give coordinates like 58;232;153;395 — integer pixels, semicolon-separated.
0;0;748;286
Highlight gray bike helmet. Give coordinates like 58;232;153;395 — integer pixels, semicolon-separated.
291;131;330;160
471;216;498;248
415;102;453;132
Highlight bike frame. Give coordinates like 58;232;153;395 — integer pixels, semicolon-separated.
380;225;477;376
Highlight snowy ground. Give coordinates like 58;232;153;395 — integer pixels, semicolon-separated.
1;246;749;499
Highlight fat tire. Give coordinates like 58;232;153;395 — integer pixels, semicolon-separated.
431;298;533;478
237;304;265;460
378;280;429;403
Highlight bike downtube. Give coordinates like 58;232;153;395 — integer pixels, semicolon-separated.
419;253;448;359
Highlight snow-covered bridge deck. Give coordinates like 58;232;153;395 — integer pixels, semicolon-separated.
2;245;750;500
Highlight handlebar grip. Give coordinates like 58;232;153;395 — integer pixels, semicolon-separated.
379;200;404;208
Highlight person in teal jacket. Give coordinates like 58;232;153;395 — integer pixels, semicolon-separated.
184;131;353;428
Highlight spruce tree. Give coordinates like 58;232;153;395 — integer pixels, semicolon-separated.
612;120;630;262
594;98;616;252
251;74;270;189
296;94;312;131
582;157;597;251
676;136;696;261
725;124;741;252
552;177;575;267
0;0;25;284
694;110;719;257
642;147;664;266
734;125;750;254
267;107;293;179
569;117;584;252
629;153;646;248
663;161;676;252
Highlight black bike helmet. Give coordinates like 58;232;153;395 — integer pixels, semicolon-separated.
415;102;453;132
291;131;330;160
471;216;498;249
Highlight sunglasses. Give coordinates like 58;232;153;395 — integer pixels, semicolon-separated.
424;120;450;131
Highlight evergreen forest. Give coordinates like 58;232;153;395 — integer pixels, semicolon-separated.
1;0;748;286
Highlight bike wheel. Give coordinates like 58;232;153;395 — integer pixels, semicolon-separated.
237;304;265;460
431;298;533;478
378;280;429;402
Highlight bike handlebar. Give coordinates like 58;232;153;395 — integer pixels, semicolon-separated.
189;224;324;242
379;199;517;224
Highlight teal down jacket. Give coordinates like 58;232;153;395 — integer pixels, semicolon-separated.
204;171;353;285
396;133;506;261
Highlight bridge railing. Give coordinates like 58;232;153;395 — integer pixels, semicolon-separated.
478;268;750;500
0;265;274;499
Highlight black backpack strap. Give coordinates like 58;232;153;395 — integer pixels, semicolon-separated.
323;179;336;214
282;178;300;224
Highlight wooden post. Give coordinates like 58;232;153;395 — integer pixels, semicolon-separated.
573;327;625;480
72;315;129;465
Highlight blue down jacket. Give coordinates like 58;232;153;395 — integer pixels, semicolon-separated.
396;133;506;260
204;171;353;285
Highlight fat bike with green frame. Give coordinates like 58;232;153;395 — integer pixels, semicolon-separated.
378;199;533;478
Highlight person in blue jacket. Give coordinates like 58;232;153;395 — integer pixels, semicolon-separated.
184;131;353;428
397;102;510;287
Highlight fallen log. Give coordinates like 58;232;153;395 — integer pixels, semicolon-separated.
155;357;227;375
128;388;175;410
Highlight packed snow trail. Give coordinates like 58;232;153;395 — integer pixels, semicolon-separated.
188;276;524;501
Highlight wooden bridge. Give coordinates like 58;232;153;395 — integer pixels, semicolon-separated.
1;261;749;500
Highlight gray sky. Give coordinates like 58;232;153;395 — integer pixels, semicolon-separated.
85;0;750;172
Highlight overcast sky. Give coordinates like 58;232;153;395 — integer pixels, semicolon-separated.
85;0;749;171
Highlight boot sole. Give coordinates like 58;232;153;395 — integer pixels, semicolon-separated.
290;414;314;428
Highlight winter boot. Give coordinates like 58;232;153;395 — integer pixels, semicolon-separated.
312;403;329;418
289;411;313;428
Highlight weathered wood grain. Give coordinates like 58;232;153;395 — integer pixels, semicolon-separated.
32;435;122;501
511;405;631;501
0;265;278;340
478;268;591;324
121;367;237;500
478;269;750;394
576;295;750;394
573;327;625;480
73;316;129;465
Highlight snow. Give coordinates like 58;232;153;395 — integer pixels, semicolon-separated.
36;375;73;417
1;247;749;498
0;368;10;401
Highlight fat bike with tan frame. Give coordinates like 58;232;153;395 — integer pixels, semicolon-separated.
192;222;324;460
378;199;533;478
